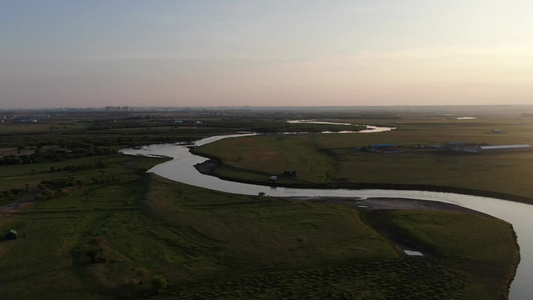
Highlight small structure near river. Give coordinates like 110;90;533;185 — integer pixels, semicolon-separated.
481;144;532;152
440;142;482;153
5;228;17;240
281;170;297;177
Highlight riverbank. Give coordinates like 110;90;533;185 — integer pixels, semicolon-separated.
294;196;490;216
142;175;521;299
123;133;530;299
191;155;533;205
192;126;533;204
286;195;520;300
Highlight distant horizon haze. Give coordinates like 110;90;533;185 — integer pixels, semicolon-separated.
2;1;533;109
3;104;533;112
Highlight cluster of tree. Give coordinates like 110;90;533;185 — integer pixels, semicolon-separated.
40;177;79;190
85;237;106;263
0;188;27;201
1;120;199;149
250;121;365;133
89;174;118;185
40;173;118;190
87;119;168;130
35;173;118;202
35;187;67;201
121;268;169;297
48;160;106;173
114;136;196;148
200;118;367;133
0;147;116;166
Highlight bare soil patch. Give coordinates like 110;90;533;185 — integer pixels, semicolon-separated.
0;197;36;217
295;196;489;216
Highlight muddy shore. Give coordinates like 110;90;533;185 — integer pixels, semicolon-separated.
292;196;491;217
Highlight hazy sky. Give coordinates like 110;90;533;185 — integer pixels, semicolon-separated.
1;1;532;108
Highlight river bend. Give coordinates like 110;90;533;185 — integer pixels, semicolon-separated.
122;132;532;299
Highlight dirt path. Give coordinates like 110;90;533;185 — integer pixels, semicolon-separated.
0;197;36;217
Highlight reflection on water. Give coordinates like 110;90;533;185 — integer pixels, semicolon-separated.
358;125;397;133
287;120;352;126
121;130;530;300
286;120;397;133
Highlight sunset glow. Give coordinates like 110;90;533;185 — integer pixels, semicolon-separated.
1;1;532;108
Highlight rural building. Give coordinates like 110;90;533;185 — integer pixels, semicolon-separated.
441;142;481;153
480;145;532;152
5;229;17;240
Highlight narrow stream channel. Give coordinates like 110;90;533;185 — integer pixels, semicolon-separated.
122;128;531;299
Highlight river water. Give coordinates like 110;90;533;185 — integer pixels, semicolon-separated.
121;130;532;299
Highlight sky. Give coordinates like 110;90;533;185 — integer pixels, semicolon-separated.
1;0;532;109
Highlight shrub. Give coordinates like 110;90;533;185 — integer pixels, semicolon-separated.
151;275;168;293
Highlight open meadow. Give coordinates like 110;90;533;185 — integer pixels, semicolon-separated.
0;107;526;299
196;113;533;203
0;168;519;299
3;0;533;296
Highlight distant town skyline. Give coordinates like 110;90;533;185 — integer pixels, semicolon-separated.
2;1;533;109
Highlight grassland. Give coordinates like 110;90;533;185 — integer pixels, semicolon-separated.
361;210;519;299
195;117;533;203
0;109;525;299
0;159;519;299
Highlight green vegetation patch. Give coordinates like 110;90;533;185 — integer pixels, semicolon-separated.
389;210;519;299
0;160;397;299
170;258;466;300
146;176;397;274
197;134;337;183
0;111;524;299
195;119;533;202
0;163;519;299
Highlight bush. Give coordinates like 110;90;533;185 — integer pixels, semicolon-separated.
151;275;168;293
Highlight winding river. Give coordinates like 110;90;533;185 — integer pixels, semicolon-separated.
122;128;532;299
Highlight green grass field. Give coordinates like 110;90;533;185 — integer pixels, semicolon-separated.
0;111;525;299
375;210;519;299
195;117;533;202
0;152;519;299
